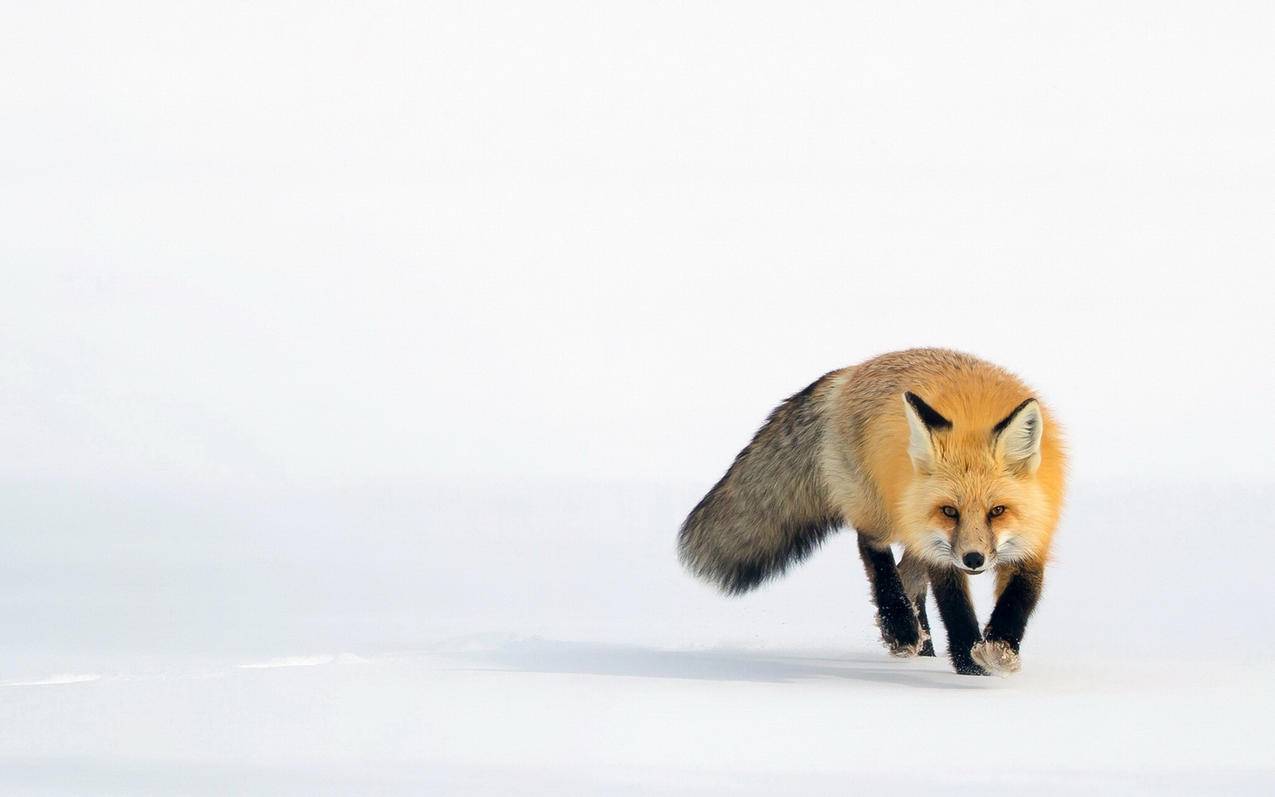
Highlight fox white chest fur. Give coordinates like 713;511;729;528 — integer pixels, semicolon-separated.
679;348;1066;676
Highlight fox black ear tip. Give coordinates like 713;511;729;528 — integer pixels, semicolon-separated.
903;391;952;430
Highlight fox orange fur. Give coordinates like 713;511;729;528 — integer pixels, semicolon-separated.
679;348;1067;676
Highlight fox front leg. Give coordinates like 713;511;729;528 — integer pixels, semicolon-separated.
927;564;986;675
857;534;926;657
972;563;1044;677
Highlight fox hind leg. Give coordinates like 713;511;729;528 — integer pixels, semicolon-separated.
857;534;924;657
898;551;936;657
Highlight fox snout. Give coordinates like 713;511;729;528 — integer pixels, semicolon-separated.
954;546;991;573
954;529;993;573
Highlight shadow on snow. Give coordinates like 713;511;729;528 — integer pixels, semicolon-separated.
433;636;985;690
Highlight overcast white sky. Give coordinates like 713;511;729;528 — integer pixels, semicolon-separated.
3;2;1273;492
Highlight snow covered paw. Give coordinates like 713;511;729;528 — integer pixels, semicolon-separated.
971;640;1020;677
884;626;930;658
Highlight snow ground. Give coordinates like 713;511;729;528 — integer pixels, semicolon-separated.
4;3;1274;793
1;481;1271;794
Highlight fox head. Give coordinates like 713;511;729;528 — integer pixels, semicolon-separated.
898;391;1049;573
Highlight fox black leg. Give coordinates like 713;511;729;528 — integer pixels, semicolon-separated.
857;534;923;656
972;563;1045;675
913;590;936;657
897;550;935;656
928;564;986;675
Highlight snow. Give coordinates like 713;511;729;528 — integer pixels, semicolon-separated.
3;1;1275;793
1;482;1272;794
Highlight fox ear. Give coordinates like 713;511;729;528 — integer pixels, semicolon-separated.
902;392;951;470
993;398;1043;474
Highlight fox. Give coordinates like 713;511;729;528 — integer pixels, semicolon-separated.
678;348;1066;676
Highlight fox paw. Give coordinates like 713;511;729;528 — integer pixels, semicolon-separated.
885;626;930;658
971;640;1020;677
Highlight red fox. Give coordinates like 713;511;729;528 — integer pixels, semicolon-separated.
679;348;1066;676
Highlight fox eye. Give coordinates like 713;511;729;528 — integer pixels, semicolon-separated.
941;505;959;519
989;505;1006;518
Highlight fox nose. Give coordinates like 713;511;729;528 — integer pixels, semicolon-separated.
962;552;985;570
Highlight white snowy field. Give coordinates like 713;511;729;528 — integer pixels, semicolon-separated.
1;480;1272;794
4;1;1275;793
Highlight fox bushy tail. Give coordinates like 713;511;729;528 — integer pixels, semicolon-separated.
678;375;841;594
